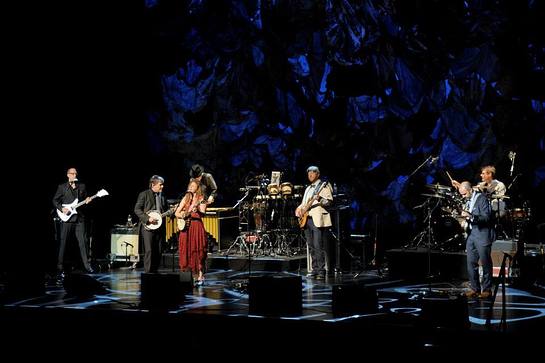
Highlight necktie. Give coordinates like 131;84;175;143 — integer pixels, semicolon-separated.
155;193;162;212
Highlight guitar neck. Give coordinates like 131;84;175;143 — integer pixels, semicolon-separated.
73;194;98;209
161;209;174;217
303;182;326;212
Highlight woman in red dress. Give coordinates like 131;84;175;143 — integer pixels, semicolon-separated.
175;179;208;286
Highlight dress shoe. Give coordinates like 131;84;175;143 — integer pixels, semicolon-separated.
479;290;492;299
85;267;95;274
465;289;479;298
56;271;65;285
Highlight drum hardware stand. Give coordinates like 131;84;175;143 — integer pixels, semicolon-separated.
408;197;441;286
406;197;440;249
224;191;252;256
486;252;512;331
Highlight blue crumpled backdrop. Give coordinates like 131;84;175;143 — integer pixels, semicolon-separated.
145;0;545;239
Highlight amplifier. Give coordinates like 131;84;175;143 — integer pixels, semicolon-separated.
492;239;518;277
110;226;139;262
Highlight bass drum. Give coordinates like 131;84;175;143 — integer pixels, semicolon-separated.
433;214;465;251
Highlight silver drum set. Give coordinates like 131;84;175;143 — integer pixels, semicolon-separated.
409;183;532;251
225;174;305;256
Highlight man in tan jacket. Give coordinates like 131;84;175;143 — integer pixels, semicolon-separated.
295;166;333;279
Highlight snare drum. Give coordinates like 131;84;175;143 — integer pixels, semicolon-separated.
267;183;279;195
280;182;293;196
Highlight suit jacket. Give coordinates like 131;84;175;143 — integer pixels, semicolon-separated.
467;192;494;246
52;182;88;223
299;180;333;228
134;189;169;228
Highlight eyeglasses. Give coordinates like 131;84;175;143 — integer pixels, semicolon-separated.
68;172;77;175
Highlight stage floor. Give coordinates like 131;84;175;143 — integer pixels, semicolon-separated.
1;265;544;357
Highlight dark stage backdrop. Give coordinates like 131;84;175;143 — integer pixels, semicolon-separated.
5;0;544;276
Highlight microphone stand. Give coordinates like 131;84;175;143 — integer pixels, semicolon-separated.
408;155;433;179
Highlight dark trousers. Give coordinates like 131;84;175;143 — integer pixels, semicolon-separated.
58;222;91;271
466;236;492;292
141;228;163;273
305;218;327;275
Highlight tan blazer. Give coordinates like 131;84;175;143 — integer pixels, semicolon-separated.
299;181;334;228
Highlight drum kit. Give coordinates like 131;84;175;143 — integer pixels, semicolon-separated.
408;182;532;251
408;184;466;251
224;172;305;256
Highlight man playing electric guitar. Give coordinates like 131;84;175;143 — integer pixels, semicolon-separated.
295;166;333;279
457;181;494;299
52;167;96;275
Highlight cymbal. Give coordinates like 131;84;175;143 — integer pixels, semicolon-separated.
425;183;451;191
421;193;446;199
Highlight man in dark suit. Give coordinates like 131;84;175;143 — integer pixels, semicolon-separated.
458;181;494;299
134;175;169;273
52;168;94;275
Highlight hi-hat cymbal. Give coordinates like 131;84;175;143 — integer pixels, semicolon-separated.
421;193;446;199
425;183;451;191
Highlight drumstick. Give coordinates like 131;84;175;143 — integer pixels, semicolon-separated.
445;171;453;182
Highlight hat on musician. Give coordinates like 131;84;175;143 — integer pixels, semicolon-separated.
306;165;320;173
190;164;204;178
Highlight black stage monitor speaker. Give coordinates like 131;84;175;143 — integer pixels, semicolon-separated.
249;275;302;316
63;273;107;298
421;294;469;330
332;283;378;316
140;272;192;309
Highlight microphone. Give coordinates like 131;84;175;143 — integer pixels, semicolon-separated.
509;151;516;177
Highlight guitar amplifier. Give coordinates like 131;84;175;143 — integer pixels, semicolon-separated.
110;226;140;262
491;239;519;277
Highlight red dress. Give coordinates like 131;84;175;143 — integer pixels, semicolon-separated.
178;195;207;274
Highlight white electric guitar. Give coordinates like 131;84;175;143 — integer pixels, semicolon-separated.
57;189;109;222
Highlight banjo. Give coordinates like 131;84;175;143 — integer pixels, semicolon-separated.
144;208;175;230
177;199;209;231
